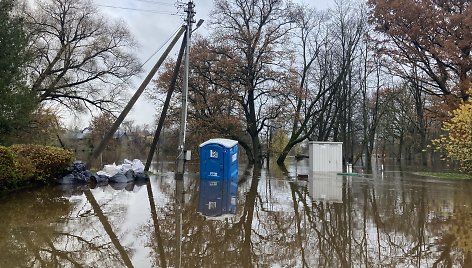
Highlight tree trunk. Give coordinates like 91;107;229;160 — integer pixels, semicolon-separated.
251;134;263;168
276;146;291;166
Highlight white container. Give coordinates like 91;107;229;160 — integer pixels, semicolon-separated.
308;142;343;172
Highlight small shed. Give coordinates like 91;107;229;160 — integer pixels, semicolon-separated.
199;138;238;180
308;141;343;172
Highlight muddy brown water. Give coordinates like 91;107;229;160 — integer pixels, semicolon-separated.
1;159;472;267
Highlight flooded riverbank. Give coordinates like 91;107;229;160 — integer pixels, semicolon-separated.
1;159;472;267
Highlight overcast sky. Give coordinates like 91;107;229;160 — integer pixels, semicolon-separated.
88;0;333;129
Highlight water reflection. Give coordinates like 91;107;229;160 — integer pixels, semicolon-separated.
307;172;346;203
198;178;238;218
174;179;183;268
84;188;134;267
1;161;472;267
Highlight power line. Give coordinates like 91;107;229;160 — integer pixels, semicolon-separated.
135;0;175;6
93;26;183;103
141;26;183;68
96;4;179;15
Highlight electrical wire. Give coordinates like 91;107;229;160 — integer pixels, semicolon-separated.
135;0;175;6
96;4;178;15
90;26;183;99
140;26;183;68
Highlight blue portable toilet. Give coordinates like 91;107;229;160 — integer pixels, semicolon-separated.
199;138;238;180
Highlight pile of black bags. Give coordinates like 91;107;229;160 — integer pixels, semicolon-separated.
57;160;149;185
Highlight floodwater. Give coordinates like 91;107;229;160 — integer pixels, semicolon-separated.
1;159;472;267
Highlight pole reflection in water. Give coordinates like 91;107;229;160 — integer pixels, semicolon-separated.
84;189;134;268
197;178;238;218
146;179;167;268
175;178;184;268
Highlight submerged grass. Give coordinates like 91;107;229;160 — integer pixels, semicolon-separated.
413;171;472;180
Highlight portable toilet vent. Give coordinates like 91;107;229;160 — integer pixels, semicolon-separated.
199;138;238;180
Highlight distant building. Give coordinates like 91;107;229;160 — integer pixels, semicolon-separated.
75;127;93;140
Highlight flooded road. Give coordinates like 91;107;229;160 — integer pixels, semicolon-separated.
1;159;472;267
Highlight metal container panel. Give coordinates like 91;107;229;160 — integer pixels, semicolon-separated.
309;142;343;172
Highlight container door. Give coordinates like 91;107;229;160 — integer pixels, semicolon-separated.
202;144;224;180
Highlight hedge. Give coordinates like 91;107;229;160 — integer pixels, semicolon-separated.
0;144;74;193
0;146;18;191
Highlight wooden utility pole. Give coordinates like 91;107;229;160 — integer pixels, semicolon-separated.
144;34;187;172
87;27;186;167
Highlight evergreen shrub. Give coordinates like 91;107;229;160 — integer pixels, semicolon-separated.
10;144;74;181
0;146;17;191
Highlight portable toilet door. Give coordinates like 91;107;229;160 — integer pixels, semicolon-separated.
200;142;225;180
199;138;238;180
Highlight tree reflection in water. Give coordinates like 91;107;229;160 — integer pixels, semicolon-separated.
1;161;472;267
0;185;134;267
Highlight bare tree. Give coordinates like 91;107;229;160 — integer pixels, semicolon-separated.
275;5;337;165
208;0;294;167
279;0;366;165
25;0;141;113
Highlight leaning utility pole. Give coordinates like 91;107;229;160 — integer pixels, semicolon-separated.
175;1;195;181
86;27;185;168
144;35;187;172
